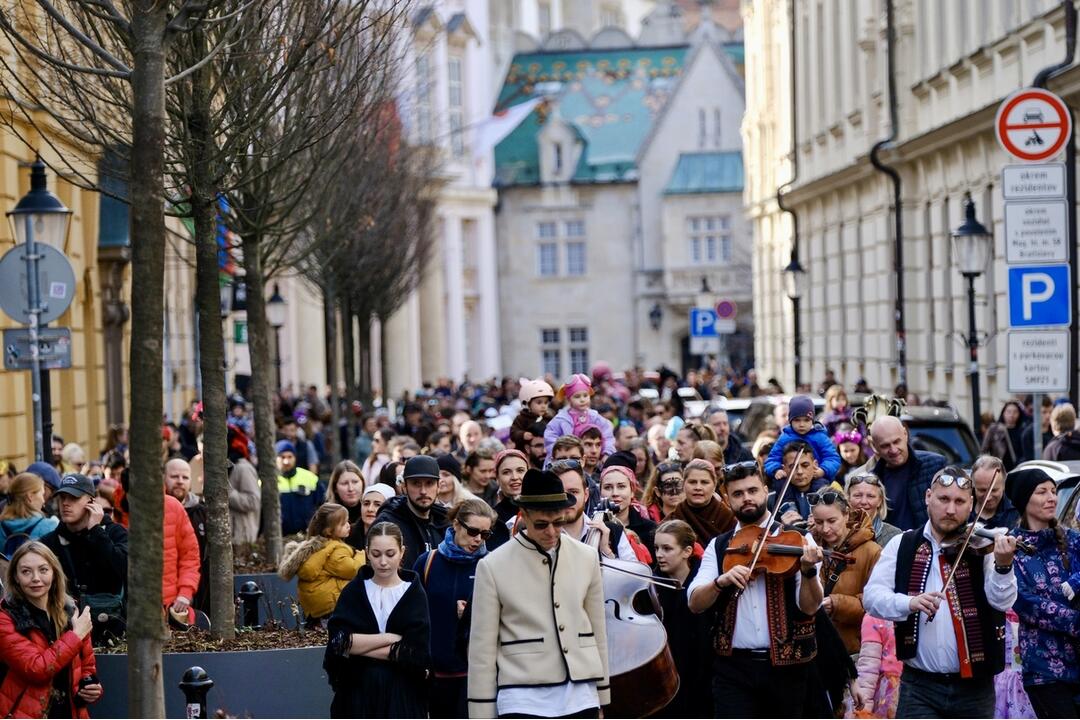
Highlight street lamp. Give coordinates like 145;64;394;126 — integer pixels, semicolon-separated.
266;283;287;391
7;157;72;462
648;303;662;331
951;191;992;435
782;255;807;388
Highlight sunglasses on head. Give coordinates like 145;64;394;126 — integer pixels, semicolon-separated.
531;518;570;531
808;490;848;507
847;474;882;488
933;471;972;489
460;522;492;540
723;460;760;481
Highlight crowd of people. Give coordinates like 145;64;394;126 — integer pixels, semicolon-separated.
1;365;1079;718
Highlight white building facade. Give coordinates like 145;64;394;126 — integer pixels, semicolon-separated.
744;0;1080;409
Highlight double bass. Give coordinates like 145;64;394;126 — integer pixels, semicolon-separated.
585;502;680;718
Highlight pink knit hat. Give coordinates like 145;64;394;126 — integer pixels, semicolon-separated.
557;373;593;403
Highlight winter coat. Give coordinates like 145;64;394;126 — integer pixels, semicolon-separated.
0;514;59;556
819;526;881;654
764;423;842;481
228;457;261;545
871;446;948;531
543;408;615;459
855;615;901;717
373;495;449;570
0;598;98;719
40;519;128;601
324;568;431;718
163;494;201;607
1011;524;1080;686
510;409;551;452
181;494;210;611
279;536;365;619
820;407;853;436
278;467;326;537
654;559;712;718
414;544;482;676
1043;430;1080;462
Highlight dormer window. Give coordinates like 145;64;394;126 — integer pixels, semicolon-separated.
554;142;563;174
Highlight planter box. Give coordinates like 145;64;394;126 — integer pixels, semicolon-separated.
233;573;301;629
94;646;330;718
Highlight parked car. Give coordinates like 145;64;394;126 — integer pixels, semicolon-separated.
901;405;980;468
1009;460;1080;529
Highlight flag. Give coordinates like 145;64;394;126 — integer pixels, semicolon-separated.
472;97;543;159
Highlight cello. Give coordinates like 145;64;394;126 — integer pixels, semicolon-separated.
585;502;681;718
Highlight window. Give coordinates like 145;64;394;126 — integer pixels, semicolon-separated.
541;328;561;377
415;53;433;141
538;0;552;35
566;242;586;276
537;243;558;277
687;215;732;265
448;55;465;156
698;108;706;149
713;108;722;147
553;142;563;174
600;5;622;27
537;221;557;239
565;220;585;238
569;327;589;374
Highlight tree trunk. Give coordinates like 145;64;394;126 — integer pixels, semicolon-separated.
342;296;357;403
127;8;169;717
358;312;371;404
243;232;282;564
324;285;341;464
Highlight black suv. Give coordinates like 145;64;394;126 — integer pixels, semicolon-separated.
902;405;980;467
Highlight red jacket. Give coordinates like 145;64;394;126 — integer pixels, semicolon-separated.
0;599;98;719
163;494;201;606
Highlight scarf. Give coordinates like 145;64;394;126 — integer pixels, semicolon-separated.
437;527;488;563
670;496;735;543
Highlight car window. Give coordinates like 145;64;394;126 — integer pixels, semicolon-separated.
907;426;978;467
1060;482;1080;531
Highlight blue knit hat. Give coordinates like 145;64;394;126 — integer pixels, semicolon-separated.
274;440;297;456
26;461;62;490
789;395;816;421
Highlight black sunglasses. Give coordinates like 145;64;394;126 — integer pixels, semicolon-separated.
808;490;848;507
847;473;882;488
460;522;492;540
531;518;570;531
723;461;759;481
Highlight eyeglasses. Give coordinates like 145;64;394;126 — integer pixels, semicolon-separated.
808;490;848;507
847;474;882;488
933;472;972;489
530;518;570;531
460;522;493;540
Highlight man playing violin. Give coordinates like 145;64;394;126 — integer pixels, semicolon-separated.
864;466;1018;718
687;461;824;718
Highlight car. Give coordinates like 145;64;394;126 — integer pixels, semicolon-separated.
901;405;980;468
689;396;825;446
1010;459;1080;529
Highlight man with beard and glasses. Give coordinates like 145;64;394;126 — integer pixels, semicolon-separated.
687;462;824;718
864;466;1018;718
374;455;449;569
549;459;637;562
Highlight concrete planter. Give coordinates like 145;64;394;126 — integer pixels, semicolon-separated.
93;645;330;718
233;572;301;628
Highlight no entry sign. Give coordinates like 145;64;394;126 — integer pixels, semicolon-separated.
996;88;1072;162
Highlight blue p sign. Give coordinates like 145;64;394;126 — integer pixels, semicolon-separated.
689;308;718;337
1008;264;1071;327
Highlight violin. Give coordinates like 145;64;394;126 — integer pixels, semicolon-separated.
723;524;854;580
939;522;1036;556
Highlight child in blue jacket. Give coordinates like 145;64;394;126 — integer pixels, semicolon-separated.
764;395;841;482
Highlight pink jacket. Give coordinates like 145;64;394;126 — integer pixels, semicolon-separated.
855;614;902;706
543;408;615;459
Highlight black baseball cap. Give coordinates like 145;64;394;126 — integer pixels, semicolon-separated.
402;455;440;482
55;473;96;499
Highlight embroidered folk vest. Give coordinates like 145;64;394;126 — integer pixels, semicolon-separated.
710;529;817;666
893;529;1005;678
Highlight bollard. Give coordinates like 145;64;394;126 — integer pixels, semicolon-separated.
238;580;263;629
179;666;214;719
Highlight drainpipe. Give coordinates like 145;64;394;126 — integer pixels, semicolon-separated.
869;0;907;387
1033;1;1078;407
777;0;801;389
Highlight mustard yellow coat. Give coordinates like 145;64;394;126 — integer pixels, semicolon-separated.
279;537;365;619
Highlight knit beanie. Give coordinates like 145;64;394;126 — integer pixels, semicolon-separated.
274;440;296;456
603;451;637;472
436;452;462;481
1005;467;1054;517
789;395;816;421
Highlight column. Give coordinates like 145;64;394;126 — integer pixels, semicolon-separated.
444;215;468;380
476;209;502;379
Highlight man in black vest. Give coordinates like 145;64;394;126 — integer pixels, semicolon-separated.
864;465;1018;717
687;462;823;718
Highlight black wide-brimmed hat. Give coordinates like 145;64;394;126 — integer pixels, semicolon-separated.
513;469;576;510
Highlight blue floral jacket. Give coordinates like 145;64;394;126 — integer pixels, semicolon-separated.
1012;525;1080;686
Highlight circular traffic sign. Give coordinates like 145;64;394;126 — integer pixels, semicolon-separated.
715;299;737;320
995;87;1072;162
0;243;76;325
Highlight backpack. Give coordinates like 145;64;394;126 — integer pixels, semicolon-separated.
0;517;42;560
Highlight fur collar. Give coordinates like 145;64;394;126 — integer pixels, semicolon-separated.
1;596;74;635
278;535;329;580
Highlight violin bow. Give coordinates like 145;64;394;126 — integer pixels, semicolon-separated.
734;445;806;599
927;467;1000;623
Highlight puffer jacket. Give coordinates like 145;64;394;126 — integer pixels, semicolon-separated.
1011;524;1080;686
0;514;59;555
764;423;842;480
820;525;881;653
279;536;365;619
0;598;98;719
163;494;201;607
855;614;901;718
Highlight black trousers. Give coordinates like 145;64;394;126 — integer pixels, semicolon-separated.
712;652;810;718
429;676;467;719
1025;682;1080;719
500;709;599;719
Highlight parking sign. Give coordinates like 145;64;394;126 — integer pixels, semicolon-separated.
1008;264;1071;327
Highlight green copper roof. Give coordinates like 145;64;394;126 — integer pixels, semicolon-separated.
664;151;744;194
723;42;744;67
494;46;688;186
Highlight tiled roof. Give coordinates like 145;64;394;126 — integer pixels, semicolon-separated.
664;151;743;194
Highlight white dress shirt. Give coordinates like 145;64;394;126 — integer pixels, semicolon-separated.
688;516;822;650
863;522;1018;674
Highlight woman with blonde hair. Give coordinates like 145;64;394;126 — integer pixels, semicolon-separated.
0;541;101;718
844;473;901;548
0;474;59;558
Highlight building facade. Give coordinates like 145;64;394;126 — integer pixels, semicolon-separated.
494;3;750;378
744;0;1080;410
